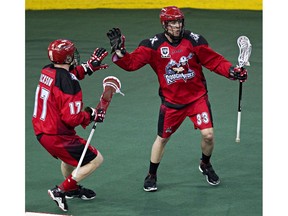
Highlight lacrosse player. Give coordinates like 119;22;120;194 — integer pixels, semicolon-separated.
32;39;109;211
107;6;248;192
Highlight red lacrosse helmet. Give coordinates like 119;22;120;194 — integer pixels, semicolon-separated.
160;6;185;26
47;39;76;64
159;6;185;41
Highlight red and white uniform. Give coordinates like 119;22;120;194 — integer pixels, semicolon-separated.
32;64;97;166
113;31;233;137
32;64;90;135
113;30;232;106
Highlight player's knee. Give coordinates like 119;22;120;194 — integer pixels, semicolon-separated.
88;151;104;170
96;151;104;165
156;135;170;145
202;131;214;144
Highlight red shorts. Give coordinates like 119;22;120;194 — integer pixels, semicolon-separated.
158;95;213;138
37;134;98;167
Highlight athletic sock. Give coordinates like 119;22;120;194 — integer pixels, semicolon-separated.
58;174;79;192
149;161;160;176
201;153;211;164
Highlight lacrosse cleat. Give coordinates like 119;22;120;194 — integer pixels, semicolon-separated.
48;186;68;212
65;185;96;200
199;161;220;186
143;173;157;192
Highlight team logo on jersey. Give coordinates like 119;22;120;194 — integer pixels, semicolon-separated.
150;36;158;46
190;32;200;42
165;127;172;134
160;47;171;58
69;73;79;81
164;53;195;84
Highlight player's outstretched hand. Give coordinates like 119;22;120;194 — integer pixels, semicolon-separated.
229;66;248;82
82;48;109;76
107;28;126;56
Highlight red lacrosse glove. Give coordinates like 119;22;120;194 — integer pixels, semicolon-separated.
84;107;106;123
82;48;109;75
229;66;248;82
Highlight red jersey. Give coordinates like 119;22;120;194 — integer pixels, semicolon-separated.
113;30;232;106
32;64;91;136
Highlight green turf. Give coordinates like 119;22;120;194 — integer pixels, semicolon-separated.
26;9;262;215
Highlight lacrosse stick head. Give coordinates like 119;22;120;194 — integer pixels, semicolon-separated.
237;36;252;68
101;76;124;102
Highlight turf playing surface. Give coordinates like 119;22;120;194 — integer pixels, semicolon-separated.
25;9;262;215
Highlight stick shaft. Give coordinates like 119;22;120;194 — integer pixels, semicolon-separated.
73;122;97;179
235;82;243;142
236;111;241;142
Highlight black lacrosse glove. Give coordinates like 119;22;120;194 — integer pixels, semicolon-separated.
107;27;126;56
229;66;248;82
82;48;109;76
84;107;106;123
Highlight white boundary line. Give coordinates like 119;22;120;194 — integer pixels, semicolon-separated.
25;212;72;216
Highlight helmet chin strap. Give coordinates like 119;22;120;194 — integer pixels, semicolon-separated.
164;28;184;43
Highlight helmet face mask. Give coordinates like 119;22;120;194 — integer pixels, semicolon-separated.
160;6;185;42
48;39;76;65
69;48;81;71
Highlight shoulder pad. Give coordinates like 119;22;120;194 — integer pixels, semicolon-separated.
55;68;81;95
43;64;53;69
139;33;166;50
183;30;208;46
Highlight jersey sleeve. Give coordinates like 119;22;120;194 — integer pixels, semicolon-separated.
195;44;232;78
69;65;86;80
56;90;91;128
112;39;153;71
185;32;232;78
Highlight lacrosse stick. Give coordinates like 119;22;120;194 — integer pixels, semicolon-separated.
235;36;252;143
73;76;124;179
